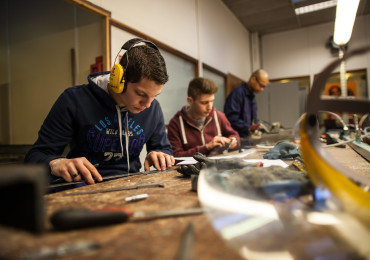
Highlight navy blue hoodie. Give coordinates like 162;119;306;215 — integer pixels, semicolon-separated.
224;83;257;137
24;71;173;180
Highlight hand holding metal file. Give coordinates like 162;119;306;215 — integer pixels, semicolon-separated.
50;207;204;231
64;182;164;196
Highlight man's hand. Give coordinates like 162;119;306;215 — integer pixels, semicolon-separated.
144;151;175;171
207;136;237;154
228;137;238;149
49;157;102;185
206;136;228;151
206;136;233;151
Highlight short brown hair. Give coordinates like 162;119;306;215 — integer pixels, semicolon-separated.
120;45;169;85
187;77;218;100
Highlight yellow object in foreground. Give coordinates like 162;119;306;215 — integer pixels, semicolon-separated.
300;114;370;225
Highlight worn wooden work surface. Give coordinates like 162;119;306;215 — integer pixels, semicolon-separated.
0;145;369;260
325;145;370;178
0;168;244;260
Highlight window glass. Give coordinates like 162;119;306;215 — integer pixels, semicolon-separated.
320;69;368;98
156;50;196;123
203;68;226;112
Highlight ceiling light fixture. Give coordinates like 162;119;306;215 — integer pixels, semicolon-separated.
333;0;360;45
295;0;337;15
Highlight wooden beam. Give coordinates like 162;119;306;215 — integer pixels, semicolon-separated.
63;0;110;17
110;19;198;65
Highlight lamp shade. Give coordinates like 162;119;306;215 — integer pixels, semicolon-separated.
333;0;360;45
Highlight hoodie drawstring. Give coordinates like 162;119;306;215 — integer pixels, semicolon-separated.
179;116;188;145
125;112;130;173
116;105;130;173
180;110;221;146
213;110;221;136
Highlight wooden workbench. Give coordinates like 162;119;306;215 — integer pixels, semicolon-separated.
0;144;368;260
0;166;245;260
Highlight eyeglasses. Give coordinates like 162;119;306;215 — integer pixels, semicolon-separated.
256;78;267;89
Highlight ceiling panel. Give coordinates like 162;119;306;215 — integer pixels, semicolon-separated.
221;0;370;35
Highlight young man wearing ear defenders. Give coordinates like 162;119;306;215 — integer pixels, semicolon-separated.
25;38;175;187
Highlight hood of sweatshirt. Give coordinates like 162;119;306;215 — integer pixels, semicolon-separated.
176;105;216;128
89;72;131;172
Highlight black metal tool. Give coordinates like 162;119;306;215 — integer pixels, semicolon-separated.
51;207;204;231
49;169;172;188
63;182;164;196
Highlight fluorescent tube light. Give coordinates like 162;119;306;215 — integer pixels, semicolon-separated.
333;0;360;45
295;0;337;15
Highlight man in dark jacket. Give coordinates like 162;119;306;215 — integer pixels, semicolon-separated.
167;77;240;157
25;38;175;185
224;69;269;137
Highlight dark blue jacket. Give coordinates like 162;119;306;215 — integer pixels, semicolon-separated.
24;71;172;180
224;83;257;137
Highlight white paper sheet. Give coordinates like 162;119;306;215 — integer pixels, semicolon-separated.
208;149;256;160
175;157;198;165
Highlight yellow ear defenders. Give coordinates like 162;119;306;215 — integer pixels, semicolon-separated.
109;38;159;94
109;63;125;93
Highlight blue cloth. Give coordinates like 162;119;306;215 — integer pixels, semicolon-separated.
24;71;172;181
263;141;300;160
224;83;257;137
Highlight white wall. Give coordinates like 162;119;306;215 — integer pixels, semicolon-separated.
261;14;370;94
198;0;251;78
100;0;198;59
88;0;252;81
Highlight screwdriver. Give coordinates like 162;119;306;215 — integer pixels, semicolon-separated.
51;207;203;231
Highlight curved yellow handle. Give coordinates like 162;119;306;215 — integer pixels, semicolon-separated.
300;115;370;224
